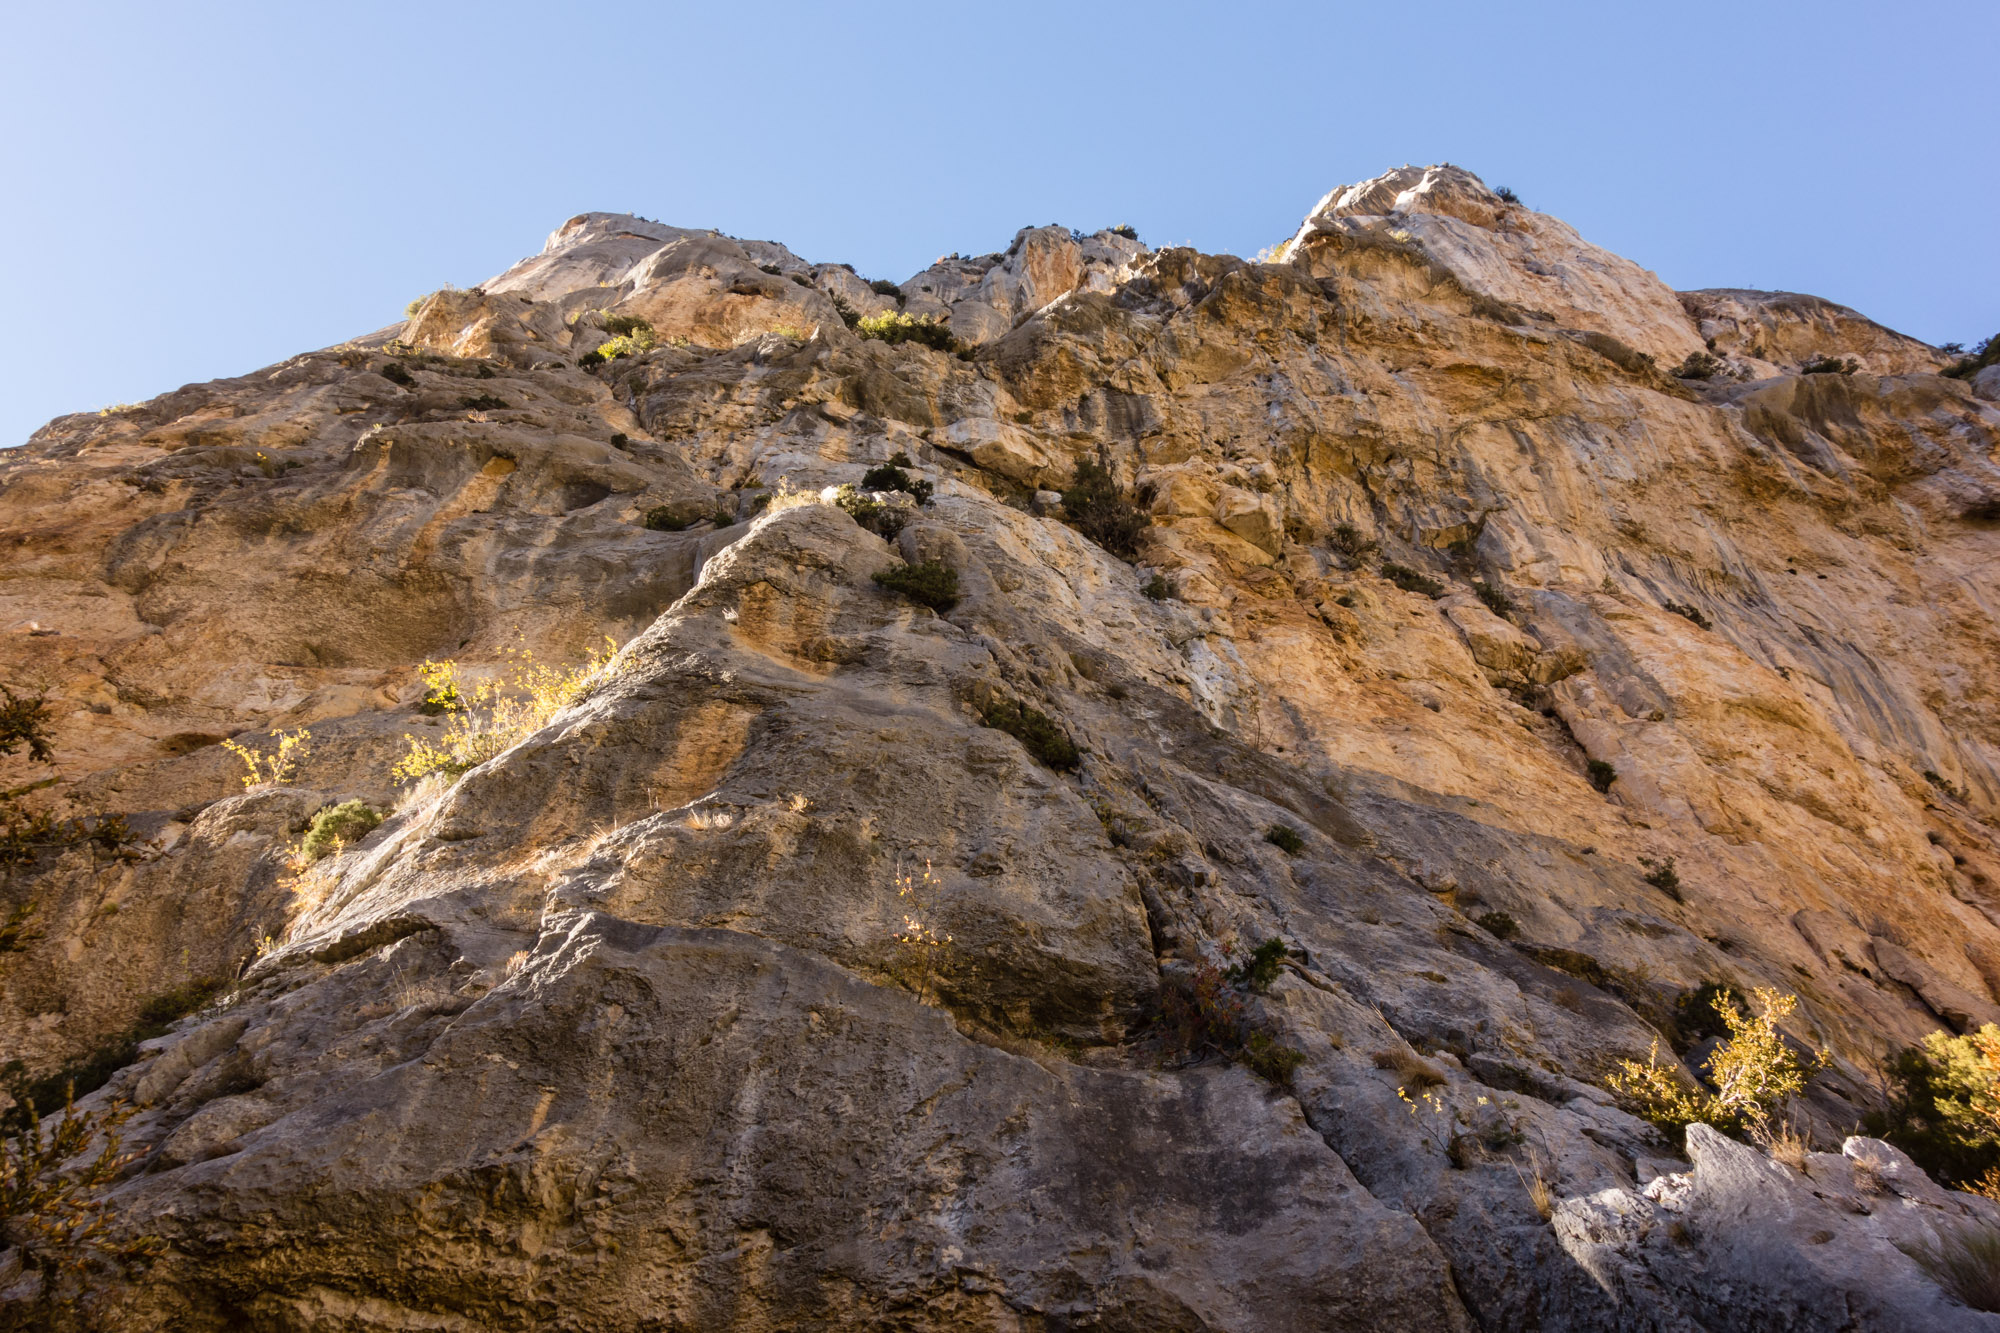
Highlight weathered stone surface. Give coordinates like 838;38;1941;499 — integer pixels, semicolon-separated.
1553;1125;2000;1331
1287;164;1706;365
1680;287;1949;378
2;162;1996;1330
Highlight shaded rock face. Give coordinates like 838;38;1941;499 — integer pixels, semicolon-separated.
1;164;1997;1330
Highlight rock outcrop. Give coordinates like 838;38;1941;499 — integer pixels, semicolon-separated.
2;164;1997;1330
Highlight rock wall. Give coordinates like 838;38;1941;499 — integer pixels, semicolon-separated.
1;164;1997;1329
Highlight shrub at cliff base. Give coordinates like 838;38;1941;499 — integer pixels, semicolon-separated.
1873;1022;2000;1198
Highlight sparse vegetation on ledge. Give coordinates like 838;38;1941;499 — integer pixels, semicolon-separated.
392;642;621;785
1382;562;1444;598
856;310;957;352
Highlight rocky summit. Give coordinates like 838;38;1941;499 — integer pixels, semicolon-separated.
2;163;1998;1330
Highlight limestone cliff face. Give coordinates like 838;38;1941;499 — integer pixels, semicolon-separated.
2;164;1998;1330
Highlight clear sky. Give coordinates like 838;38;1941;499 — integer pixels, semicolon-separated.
4;1;1994;448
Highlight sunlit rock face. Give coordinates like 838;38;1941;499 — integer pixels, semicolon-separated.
3;163;1998;1331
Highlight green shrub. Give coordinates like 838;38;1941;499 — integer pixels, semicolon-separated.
980;698;1080;771
378;361;416;388
1800;354;1858;375
1472;580;1515;616
873;560;960;613
1107;224;1139;241
1330;523;1376;559
1674;351;1725;379
1142;574;1171;601
1587;759;1617;792
1;685;54;764
1242;1030;1307;1082
856;310;958;352
642;506;695;532
1673;980;1735;1047
301;801;381;863
867;279;905;302
710;505;737;528
1162;956;1301;1085
1228;938;1289;992
1872;1024;2000;1192
789;273;811;288
1639;854;1683;901
1942;333;1998;380
830;294;862;328
609;432;630;449
1663;599;1712;629
1060;458;1149;560
459;394;509;411
1494;186;1521;205
1382;562;1444;598
1265;824;1305;855
1476;911;1520;939
860;456;934;504
1526;946;1614;989
834;485;909;539
2;693;132;868
1924;769;1969;801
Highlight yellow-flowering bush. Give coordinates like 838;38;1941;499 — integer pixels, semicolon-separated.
1606;987;1826;1139
1878;1022;2000;1197
393;640;621;785
220;728;311;787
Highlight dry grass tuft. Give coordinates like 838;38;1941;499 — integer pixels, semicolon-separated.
1514;1145;1555;1220
1373;1047;1445;1088
1900;1222;2000;1313
1759;1119;1812;1171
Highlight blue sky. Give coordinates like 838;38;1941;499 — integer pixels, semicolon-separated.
3;1;1993;448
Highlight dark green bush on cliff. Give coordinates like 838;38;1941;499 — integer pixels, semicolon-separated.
1265;824;1305;855
861;454;934;505
1061;459;1149;560
980;698;1080;771
1382;562;1444;598
1943;334;1999;380
873;560;959;613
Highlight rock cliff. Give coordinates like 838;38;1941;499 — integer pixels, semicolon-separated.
2;163;1997;1329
